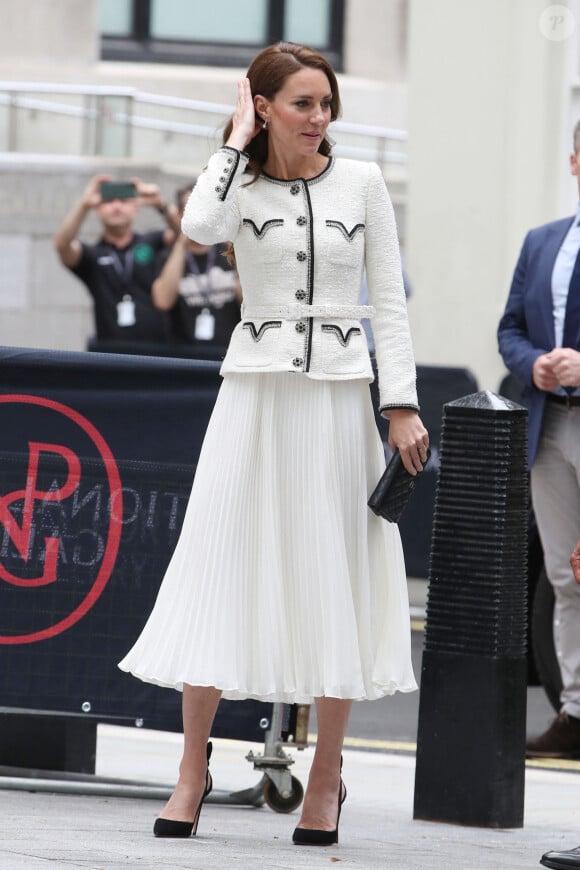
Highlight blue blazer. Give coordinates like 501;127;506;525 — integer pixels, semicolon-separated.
498;216;575;468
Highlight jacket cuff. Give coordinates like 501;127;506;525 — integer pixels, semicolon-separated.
379;403;420;417
221;145;250;160
214;147;249;201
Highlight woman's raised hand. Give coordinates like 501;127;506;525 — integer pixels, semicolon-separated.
225;78;262;152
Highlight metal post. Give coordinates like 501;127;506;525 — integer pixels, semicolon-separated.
378;133;387;172
124;94;133;158
413;390;528;828
81;93;92;156
94;95;104;156
7;91;17;152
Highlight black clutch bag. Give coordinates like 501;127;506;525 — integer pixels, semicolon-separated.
368;448;431;523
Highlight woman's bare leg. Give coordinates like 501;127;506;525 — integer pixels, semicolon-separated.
295;697;352;830
158;684;222;821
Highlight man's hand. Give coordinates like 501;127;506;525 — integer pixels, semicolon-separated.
131;176;179;236
545;348;580;389
80;174;113;210
570;539;580;584
532;353;560;391
131;176;164;209
54;173;112;268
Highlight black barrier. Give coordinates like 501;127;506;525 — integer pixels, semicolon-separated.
86;337;230;361
371;364;479;577
0;348;480;771
0;347;277;751
413;391;528;828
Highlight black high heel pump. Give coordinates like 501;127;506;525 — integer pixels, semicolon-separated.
292;758;347;846
153;741;213;838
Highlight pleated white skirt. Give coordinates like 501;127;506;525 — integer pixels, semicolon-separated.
118;372;417;703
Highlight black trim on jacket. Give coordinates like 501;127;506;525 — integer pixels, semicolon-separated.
243;320;282;342
321;324;361;346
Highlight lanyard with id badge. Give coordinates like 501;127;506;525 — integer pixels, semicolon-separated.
106;247;137;327
186;249;218;341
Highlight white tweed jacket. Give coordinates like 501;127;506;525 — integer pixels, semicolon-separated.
182;146;418;413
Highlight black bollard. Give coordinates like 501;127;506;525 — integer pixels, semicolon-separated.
413;390;528;828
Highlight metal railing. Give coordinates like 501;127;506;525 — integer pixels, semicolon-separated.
0;81;407;170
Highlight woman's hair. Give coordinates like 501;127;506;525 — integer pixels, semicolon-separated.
222;41;342;183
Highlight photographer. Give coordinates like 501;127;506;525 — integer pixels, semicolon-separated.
54;174;180;345
152;182;242;358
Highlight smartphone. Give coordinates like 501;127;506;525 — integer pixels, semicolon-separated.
100;181;137;201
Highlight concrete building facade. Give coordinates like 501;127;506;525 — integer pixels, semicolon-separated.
0;0;411;354
407;0;580;390
0;0;578;390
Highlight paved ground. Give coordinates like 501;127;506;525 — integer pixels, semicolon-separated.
1;580;578;870
1;728;580;870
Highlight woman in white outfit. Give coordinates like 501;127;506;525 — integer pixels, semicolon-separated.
119;41;429;846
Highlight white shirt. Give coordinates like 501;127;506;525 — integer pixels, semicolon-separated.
551;203;580;348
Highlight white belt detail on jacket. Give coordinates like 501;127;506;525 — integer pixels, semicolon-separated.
241;303;375;320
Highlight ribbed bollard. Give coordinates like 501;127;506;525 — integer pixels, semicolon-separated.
413;390;528;828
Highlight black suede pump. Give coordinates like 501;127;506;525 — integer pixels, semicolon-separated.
153;741;213;838
292;758;346;846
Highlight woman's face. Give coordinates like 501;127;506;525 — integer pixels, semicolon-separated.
260;67;333;161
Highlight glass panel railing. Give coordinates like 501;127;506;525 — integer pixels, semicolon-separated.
0;92;86;155
0;83;407;176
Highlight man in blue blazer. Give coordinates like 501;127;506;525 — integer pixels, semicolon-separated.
498;123;580;761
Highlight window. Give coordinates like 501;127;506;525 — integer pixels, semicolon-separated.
100;0;344;70
284;0;331;46
149;0;269;44
99;0;133;36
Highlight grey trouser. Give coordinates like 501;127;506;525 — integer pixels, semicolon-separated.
531;402;580;718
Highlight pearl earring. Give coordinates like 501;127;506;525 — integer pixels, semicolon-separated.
262;118;269;130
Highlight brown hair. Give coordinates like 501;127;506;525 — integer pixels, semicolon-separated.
175;180;198;210
223;41;342;183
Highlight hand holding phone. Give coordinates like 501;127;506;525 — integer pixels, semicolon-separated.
100;181;138;201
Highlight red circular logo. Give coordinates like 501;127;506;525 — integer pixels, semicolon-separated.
0;395;122;644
